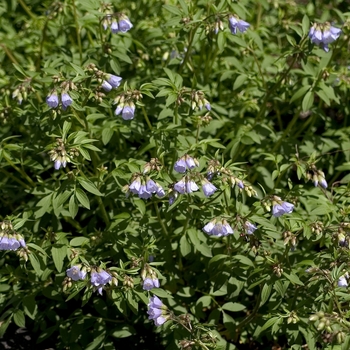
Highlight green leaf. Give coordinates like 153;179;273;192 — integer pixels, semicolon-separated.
51;245;67;272
75;188;90;209
69;195;79;218
78;178;103;196
13;310;25;328
302;91;314;111
221;302;246;312
70;237;89;246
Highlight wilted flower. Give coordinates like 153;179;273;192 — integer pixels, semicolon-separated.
91;270;112;295
228;15;250;34
61;93;73;110
272;196;294;217
46;92;59;108
66;266;87;281
309;22;341;52
147;296;169;326
202;179;217;197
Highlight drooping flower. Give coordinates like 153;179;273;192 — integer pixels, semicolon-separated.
309;22;341;52
156;184;165;198
0;234;25;251
142;277;160;291
147;296;169;326
138;184;152;199
107;74;122;88
272;196;294;217
228;15;250;35
203;219;234;237
111;20;119;33
244;221;257;235
174;155;197;173
202;179;217;197
115;104;136;120
102;81;113;92
91;270;112;295
338;275;348;288
118;16;133;33
61;93;73;110
186;180;199;194
174;179;186;194
129;177;141;194
146;179;158;193
46;92;59;108
66;266;87;281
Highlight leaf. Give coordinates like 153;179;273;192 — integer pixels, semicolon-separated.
260;316;280;333
77;178;103;196
51;245;67;272
29;252;42;276
221;302;246;312
70;237;89;246
22;295;38;320
69;195;79;218
102;128;114;145
75;188;90;209
260;283;272;306
302;91;314;111
13;310;25;328
85;332;106;350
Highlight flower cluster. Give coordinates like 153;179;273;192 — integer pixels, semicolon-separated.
66;265;87;281
114;90;142;121
48;138;71;170
102;14;133;34
91;269;113;295
147;296;170;326
203;219;234;237
309;22;341;52
272;196;295;217
141;264;160;291
228;15;250;35
190;90;211;111
0;221;26;251
174;154;199;173
244;221;257;235
12;79;34;105
46;91;73;110
101;74;122;92
128;175;165;199
310;169;328;189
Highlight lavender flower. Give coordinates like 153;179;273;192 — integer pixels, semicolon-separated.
91;270;112;295
272;197;294;217
244;221;257;235
174;155;197;173
102;81;113;92
115;105;136;120
118;16;133;33
107;74;122;88
202;179;217;197
146;179;158;193
338;275;348;288
142;277;160;291
54;159;67;170
186;180;199;193
138;185;152;199
129;177;141;194
203;219;234;237
0;235;25;251
147;296;169;326
156;184;165;198
66;266;87;281
61;93;73;110
46;93;59;108
111;21;119;33
174;179;186;194
228;15;250;35
309;23;341;52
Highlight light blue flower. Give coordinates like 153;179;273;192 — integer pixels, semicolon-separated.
66;266;86;281
272;198;294;217
229;15;250;35
46;92;59;108
61;93;73;110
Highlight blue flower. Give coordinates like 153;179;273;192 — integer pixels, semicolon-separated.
138;184;152;199
228;15;250;35
115;104;135;120
91;270;112;295
142;277;160;291
203;219;234;237
0;235;23;251
202;179;217;197
338;275;348;288
118;16;133;33
146;179;158;193
111;21;119;34
309;23;341;52
244;221;257;235
66;266;86;281
147;296;169;326
46;92;59;108
129;177;141;194
102;81;112;92
174;155;197;173
272;197;294;217
61;93;73;110
107;74;122;88
54;159;67;170
185;180;199;193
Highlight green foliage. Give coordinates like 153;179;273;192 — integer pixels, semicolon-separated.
1;0;350;349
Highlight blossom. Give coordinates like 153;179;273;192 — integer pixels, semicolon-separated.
107;74;122;88
174;179;186;194
111;21;119;33
115;104;136;120
91;270;112;295
228;15;250;35
309;23;341;52
174;155;197;173
66;266;86;281
146;179;158;193
272;197;294;217
0;235;25;251
102;81;113;92
142;277;160;291
203;219;234;237
118;16;133;33
202;179;217;197
138;185;152;199
147;296;169;326
244;221;257;235
61;93;73;110
129;177;141;194
186;180;199;193
46;93;59;108
338;275;348;288
156;184;165;198
54;159;67;170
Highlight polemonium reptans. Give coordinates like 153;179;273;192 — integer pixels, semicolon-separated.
61;93;73;110
121;105;136;120
174;179;186;194
272;197;294;217
102;81;113;92
46;93;59;108
202;179;217;197
118;16;133;33
107;74;122;88
244;221;257;235
91;270;112;295
174;155;197;173
147;296;169;326
66;266;87;281
203;219;234;237
186;180;199;194
309;23;341;52
156;184;165;198
111;21;119;33
54;159;67;170
146;179;158;193
142;277;160;291
228;16;250;34
338;275;348;288
129;177;141;194
138;185;152;199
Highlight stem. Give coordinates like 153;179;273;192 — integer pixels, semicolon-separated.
97;196;110;228
17;0;36;19
3;154;35;187
154;202;168;237
72;0;83;64
0;44;19;65
141;105;153;131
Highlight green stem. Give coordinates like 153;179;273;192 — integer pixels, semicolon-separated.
3;154;35;187
0;169;31;190
17;0;36;19
0;44;19;65
154;202;168;237
141;105;153;131
97;196;110;228
72;0;83;64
